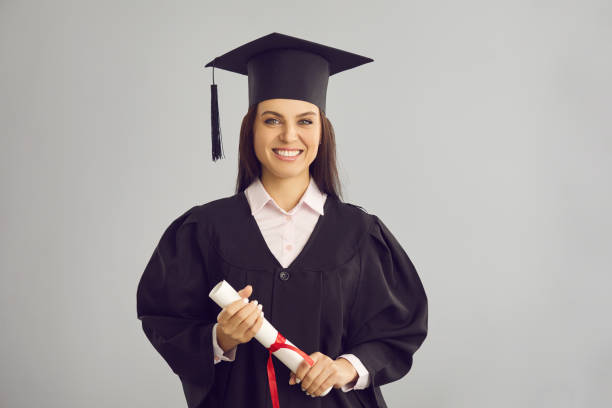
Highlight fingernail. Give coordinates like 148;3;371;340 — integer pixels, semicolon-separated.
261;311;264;317
257;304;263;310
253;300;258;305
243;298;248;304
296;378;301;384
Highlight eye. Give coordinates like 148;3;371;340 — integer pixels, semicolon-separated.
264;118;313;125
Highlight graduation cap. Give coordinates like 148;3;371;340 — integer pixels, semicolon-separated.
203;32;374;161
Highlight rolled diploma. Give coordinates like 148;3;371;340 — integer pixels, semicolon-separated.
209;280;332;396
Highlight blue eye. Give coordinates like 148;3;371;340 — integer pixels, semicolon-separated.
264;118;313;125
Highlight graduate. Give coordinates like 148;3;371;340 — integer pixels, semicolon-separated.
136;32;428;408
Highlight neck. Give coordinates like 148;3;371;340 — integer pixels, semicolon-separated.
260;169;310;212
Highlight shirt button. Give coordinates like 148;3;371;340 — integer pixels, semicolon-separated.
285;244;292;251
279;270;290;281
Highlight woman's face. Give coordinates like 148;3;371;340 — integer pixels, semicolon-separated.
253;98;321;182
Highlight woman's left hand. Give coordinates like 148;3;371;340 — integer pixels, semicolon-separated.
288;352;358;397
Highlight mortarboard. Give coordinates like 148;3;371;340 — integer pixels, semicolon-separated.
203;32;374;161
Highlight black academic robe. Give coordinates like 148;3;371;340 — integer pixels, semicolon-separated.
136;192;428;408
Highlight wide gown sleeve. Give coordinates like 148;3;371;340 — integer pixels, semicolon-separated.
136;207;216;396
344;215;428;401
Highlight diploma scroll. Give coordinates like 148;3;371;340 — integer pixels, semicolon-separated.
209;280;332;397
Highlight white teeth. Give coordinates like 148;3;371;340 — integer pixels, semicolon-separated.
274;149;301;157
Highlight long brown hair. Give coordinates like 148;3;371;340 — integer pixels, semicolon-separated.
234;103;343;201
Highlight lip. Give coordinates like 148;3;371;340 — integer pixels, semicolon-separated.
272;148;303;161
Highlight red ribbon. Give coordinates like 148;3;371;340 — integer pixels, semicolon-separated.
266;332;314;408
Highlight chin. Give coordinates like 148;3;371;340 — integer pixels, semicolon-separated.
265;164;307;179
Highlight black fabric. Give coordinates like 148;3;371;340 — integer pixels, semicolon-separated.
136;192;428;408
247;48;330;113
204;32;374;113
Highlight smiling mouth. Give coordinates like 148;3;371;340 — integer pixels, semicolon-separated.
272;148;304;157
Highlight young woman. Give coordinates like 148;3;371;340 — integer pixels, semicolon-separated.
136;33;428;408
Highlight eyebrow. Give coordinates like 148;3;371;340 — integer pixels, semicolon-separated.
260;110;317;118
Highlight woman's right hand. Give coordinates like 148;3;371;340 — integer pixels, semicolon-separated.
216;284;264;352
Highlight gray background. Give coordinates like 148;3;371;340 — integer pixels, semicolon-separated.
1;0;610;407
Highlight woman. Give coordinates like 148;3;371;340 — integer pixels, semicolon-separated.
136;32;428;408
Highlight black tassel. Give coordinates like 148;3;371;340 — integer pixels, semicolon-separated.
211;66;224;161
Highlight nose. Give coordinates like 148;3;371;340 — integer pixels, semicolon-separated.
279;122;299;143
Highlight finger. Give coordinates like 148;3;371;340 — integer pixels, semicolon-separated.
312;368;335;396
225;296;251;316
246;308;264;340
235;302;262;337
218;298;247;323
301;359;325;392
253;309;265;332
303;357;332;394
225;300;258;332
296;351;320;382
294;354;316;385
237;284;253;298
289;372;296;385
232;299;259;322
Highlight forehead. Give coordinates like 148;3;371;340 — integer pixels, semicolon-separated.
257;98;319;114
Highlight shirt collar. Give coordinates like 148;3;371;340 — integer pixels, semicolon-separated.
244;176;327;216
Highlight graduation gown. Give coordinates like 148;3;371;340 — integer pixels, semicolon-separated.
136;191;428;408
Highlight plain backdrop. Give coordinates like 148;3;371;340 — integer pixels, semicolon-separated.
1;0;611;407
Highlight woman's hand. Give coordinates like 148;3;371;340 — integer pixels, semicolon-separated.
216;285;264;352
288;352;358;397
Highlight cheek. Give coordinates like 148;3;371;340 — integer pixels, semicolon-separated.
252;130;269;158
253;135;263;155
305;132;320;154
